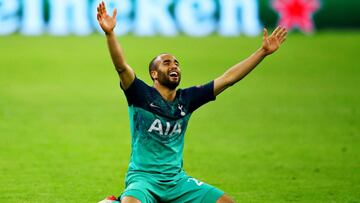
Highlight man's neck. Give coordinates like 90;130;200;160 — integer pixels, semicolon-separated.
153;82;177;102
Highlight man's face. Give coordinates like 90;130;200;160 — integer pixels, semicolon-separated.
152;54;181;90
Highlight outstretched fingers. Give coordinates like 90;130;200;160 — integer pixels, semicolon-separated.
272;26;282;37
97;1;106;16
263;28;268;40
278;27;288;43
112;8;117;19
101;1;107;14
96;4;102;22
270;26;287;43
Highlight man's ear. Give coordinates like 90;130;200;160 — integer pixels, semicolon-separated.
151;70;158;80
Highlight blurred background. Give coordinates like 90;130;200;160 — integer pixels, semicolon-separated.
1;0;360;36
1;0;359;202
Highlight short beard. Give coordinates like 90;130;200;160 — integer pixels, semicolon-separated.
157;70;181;90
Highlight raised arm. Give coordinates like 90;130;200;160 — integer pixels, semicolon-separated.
97;1;135;90
213;26;288;96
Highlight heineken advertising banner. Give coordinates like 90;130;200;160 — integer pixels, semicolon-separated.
0;0;359;36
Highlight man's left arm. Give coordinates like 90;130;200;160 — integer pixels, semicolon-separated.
214;26;288;96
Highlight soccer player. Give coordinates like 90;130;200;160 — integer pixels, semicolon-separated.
96;1;287;203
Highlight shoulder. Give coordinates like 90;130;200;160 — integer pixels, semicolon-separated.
179;81;216;113
122;77;151;92
122;77;154;106
181;81;215;96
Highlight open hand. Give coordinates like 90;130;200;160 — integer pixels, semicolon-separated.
97;1;117;35
261;26;288;56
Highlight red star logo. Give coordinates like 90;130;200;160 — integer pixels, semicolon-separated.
272;0;320;33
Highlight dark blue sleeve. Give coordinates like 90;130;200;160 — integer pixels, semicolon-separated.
121;77;151;106
184;81;216;113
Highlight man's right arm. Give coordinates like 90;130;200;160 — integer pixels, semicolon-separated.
97;1;135;90
105;31;135;90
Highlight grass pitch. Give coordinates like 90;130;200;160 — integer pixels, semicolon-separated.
0;32;359;202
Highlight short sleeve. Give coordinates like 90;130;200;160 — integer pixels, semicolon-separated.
183;81;216;113
121;77;151;106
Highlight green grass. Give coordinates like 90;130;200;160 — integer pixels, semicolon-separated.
0;31;359;202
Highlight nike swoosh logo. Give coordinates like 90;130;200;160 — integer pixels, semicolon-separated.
150;103;160;108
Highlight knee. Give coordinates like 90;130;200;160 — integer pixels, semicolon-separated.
121;196;141;203
216;194;236;203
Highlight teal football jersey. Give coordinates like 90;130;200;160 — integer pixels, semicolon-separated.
122;77;215;178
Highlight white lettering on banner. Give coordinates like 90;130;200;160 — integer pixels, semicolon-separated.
134;0;177;36
21;0;44;35
48;0;91;35
0;0;20;35
219;0;262;36
175;0;216;36
0;0;262;36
